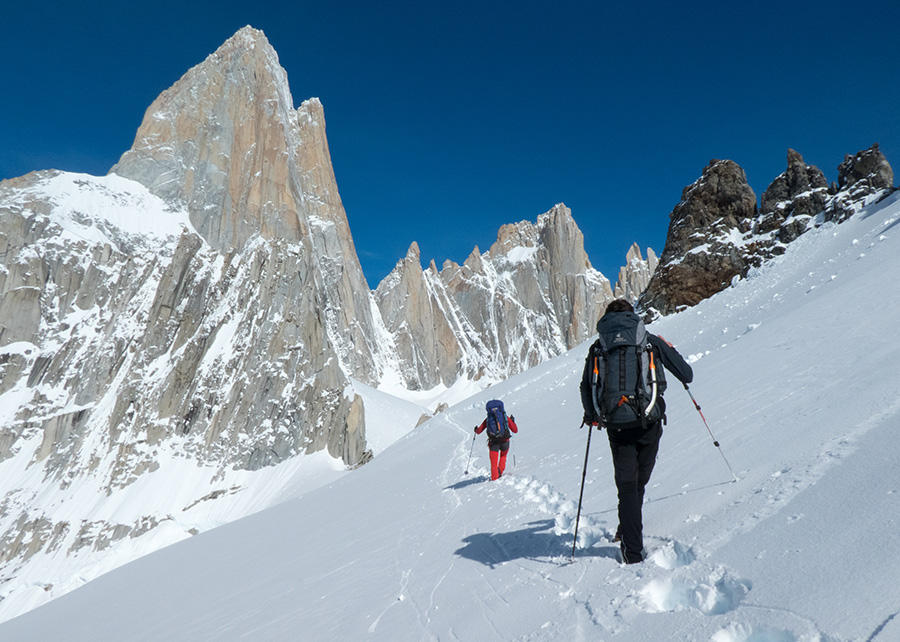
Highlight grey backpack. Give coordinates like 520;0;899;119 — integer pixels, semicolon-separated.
589;311;666;429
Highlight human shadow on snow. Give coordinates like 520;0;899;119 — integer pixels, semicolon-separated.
454;519;620;568
444;475;490;491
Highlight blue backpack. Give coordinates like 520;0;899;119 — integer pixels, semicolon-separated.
485;400;511;441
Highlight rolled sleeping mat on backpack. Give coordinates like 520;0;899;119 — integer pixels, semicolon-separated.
645;350;658;417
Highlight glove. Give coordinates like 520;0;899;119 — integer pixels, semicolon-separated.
510;415;515;422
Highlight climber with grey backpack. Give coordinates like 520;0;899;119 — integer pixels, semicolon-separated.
577;299;693;564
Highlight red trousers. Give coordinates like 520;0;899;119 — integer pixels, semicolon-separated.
488;441;510;480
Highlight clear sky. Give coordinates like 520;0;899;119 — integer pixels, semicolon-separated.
2;0;897;287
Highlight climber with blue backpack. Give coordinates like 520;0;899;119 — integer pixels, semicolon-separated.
579;299;693;564
474;400;518;480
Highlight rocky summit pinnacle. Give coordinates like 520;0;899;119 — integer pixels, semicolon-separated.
112;25;379;381
614;244;658;302
640;159;758;316
112;26;302;251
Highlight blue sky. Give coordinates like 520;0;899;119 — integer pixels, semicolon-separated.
2;1;897;286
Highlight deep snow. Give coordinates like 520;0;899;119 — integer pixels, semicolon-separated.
2;193;899;641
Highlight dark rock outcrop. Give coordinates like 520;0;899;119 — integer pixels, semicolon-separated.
641;144;895;318
639;160;758;316
758;149;830;243
825;143;894;223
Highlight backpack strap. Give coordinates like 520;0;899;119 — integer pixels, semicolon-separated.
636;345;647;431
590;339;607;423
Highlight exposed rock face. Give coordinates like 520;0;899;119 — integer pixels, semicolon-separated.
374;204;614;389
0;29;380;619
641;145;895;317
0;166;367;491
613;244;658;302
374;242;462;388
640;160;759;315
758;149;830;242
111;27;303;252
111;26;380;383
826;143;894;223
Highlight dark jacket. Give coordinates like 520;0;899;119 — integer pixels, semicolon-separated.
580;312;693;426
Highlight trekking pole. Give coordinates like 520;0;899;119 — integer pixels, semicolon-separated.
571;420;594;559
683;383;738;482
464;432;477;475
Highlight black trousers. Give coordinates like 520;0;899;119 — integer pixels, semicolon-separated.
607;422;662;563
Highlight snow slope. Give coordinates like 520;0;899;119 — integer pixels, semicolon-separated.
2;193;899;641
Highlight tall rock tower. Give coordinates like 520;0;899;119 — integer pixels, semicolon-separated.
0;29;383;620
111;26;381;381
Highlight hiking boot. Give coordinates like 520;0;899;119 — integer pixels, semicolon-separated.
620;541;643;565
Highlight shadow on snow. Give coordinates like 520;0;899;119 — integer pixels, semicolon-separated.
454;519;620;568
444;475;490;491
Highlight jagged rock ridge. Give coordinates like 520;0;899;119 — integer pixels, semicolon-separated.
374;204;616;390
758;148;831;243
641;145;895;316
